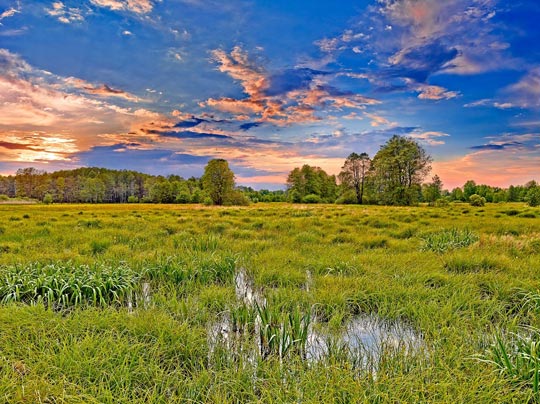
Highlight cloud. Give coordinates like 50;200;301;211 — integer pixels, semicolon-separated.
464;98;515;109
205;46;379;125
0;7;19;22
0;48;163;163
46;2;85;24
80;83;141;101
0;132;78;162
414;84;460;100
504;68;540;108
211;46;268;100
311;0;512;104
90;0;154;15
409;131;450;145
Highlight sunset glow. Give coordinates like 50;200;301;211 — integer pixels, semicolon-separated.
1;0;539;189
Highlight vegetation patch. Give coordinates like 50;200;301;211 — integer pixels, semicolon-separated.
421;228;479;253
0;263;140;308
443;256;504;273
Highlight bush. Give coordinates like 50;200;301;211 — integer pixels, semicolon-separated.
289;190;302;203
469;194;486;206
302;194;321;204
224;190;250;206
127;195;139;203
175;191;191;204
203;197;213;206
435;198;449;207
526;187;540;207
43;193;53;204
335;190;357;204
0;194;9;201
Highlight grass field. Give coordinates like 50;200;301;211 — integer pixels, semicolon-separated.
1;202;540;403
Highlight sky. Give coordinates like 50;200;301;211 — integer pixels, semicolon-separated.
0;0;539;190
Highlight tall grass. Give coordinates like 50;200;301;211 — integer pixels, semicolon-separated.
478;326;540;398
0;262;140;308
421;228;479;253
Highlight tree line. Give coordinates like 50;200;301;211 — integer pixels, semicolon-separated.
1;136;538;206
286;135;539;207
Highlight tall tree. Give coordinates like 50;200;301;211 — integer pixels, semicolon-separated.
339;152;371;204
422;175;443;205
286;165;337;202
370;135;432;205
202;159;235;205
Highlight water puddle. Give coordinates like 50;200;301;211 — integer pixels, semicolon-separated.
306;314;423;370
208;268;424;371
127;281;152;313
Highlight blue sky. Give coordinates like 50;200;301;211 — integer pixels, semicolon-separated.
1;0;539;189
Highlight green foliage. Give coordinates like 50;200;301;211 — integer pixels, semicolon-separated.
256;303;311;360
0;202;539;402
0;263;140;307
287;165;337;202
479;327;540;398
469;194;486;206
42;193;53;204
370;135;432;205
421;228;479;253
526;186;540;207
302;194;321;204
127;195;138;203
422;175;443;205
202;159;236;206
339;152;371;204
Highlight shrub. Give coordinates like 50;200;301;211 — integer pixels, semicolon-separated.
421;228;479;253
203;197;213;206
224;190;250;206
175;191;191;204
42;193;53;204
0;194;9;201
335;190;357;204
526;187;540;207
435;198;449;207
469;194;486;206
302;194;321;204
127;195;139;203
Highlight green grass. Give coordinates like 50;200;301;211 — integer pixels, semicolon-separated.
0;202;538;402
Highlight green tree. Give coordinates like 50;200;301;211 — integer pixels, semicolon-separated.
339;152;371;204
422;175;443;206
463;180;477;200
286;165;337;202
370;135;432;205
526;186;540;207
202;159;235;205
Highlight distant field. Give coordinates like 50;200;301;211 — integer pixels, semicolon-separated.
1;202;539;403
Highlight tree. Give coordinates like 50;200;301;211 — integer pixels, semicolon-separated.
286;165;337;202
370;135;432;205
422;175;443;206
463;180;477;200
339;152;371;204
526;186;540;207
201;159;235;205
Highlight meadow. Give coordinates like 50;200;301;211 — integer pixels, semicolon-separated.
0;202;539;403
